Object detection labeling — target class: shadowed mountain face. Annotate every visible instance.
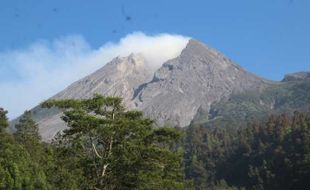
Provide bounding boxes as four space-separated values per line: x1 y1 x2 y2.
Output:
17 39 309 141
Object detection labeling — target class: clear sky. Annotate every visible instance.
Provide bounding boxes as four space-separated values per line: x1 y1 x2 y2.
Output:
0 0 310 118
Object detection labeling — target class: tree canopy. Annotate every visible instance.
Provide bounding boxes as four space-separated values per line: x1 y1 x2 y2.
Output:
42 95 186 189
184 112 310 190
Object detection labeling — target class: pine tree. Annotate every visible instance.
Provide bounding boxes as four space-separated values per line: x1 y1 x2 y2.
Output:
14 110 41 143
14 110 43 164
0 107 8 132
42 95 186 189
0 110 50 189
0 138 50 189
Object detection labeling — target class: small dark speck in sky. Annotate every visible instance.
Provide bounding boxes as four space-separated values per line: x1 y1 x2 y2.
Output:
121 5 132 22
13 8 20 18
52 8 58 13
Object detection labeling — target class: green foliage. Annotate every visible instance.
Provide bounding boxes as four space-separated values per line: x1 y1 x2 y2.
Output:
2 90 310 190
42 94 186 189
0 109 51 189
1 97 188 189
14 110 41 144
184 112 310 190
45 140 85 189
0 107 9 132
0 133 50 190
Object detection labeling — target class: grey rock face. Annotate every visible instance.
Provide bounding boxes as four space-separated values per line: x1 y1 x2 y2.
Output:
133 40 270 127
282 72 310 82
35 53 154 140
29 39 273 141
54 53 154 107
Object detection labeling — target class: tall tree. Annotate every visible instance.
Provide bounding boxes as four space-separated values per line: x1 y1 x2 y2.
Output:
0 117 50 190
0 108 8 132
14 110 41 143
42 95 186 190
14 110 43 167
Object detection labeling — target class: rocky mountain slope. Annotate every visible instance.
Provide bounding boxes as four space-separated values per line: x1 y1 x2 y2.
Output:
192 75 310 128
133 40 271 127
30 53 155 140
16 39 309 141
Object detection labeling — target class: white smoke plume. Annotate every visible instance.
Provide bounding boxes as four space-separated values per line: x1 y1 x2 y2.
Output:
0 32 189 119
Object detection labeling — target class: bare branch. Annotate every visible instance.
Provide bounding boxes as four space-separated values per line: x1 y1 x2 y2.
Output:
92 143 102 159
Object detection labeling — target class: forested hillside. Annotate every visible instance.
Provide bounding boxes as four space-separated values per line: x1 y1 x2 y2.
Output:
185 112 310 190
1 96 310 189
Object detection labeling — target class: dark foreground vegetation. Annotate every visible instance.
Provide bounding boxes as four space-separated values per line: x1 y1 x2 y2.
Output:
1 96 310 190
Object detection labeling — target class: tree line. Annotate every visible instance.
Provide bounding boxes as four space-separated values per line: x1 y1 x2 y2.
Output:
1 95 310 189
0 95 188 189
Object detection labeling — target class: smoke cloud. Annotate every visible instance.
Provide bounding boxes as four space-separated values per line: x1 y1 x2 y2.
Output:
0 32 189 119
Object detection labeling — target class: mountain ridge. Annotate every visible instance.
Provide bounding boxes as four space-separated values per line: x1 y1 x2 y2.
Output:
12 39 310 141
132 39 271 127
282 71 310 82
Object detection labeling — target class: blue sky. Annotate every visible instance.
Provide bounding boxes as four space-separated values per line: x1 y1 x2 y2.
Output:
0 0 310 118
1 0 310 79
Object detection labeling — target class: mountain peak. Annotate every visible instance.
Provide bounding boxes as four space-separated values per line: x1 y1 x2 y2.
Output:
187 39 207 48
116 53 146 72
110 53 145 67
134 39 267 127
181 39 215 56
26 39 272 140
53 53 153 101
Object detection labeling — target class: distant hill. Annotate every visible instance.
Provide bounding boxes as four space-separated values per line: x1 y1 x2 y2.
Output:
192 79 310 128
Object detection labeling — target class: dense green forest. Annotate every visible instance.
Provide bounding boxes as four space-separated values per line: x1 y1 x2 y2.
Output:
1 96 310 189
0 96 187 190
185 112 310 190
